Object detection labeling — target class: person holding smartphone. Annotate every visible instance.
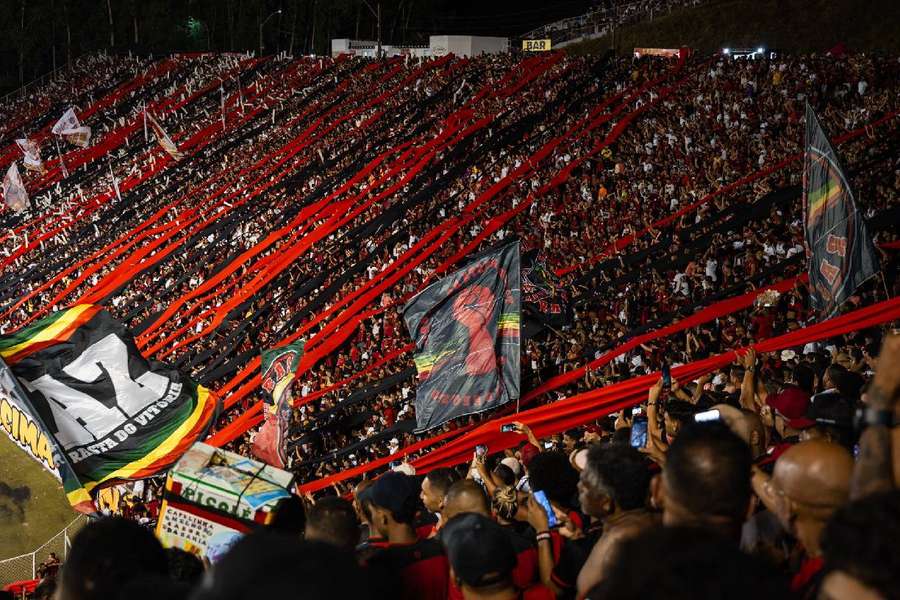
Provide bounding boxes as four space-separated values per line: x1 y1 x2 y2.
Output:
524 452 593 598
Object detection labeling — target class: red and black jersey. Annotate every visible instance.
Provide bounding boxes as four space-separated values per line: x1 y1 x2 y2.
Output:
362 538 449 600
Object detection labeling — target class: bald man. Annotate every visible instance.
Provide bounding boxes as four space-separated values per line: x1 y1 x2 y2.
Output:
442 480 491 521
752 439 854 596
441 480 540 594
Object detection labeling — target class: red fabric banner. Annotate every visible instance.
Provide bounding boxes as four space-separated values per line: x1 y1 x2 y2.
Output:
206 54 691 447
300 296 900 491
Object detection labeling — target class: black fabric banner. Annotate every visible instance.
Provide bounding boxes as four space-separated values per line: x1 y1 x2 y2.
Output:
402 242 521 432
522 248 570 329
803 103 880 318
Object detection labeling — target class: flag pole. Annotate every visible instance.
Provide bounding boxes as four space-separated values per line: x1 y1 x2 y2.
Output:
53 137 68 178
880 272 892 300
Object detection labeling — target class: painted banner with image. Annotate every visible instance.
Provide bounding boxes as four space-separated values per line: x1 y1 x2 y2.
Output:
0 305 219 513
251 341 305 468
803 104 879 318
403 242 520 432
521 248 569 329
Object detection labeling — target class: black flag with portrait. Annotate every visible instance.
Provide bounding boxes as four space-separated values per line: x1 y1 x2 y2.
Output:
403 243 520 432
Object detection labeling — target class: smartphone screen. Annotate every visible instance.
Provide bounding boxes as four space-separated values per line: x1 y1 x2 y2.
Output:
630 419 648 448
389 460 402 469
694 409 720 423
661 364 672 387
475 444 488 457
532 490 559 528
500 423 517 433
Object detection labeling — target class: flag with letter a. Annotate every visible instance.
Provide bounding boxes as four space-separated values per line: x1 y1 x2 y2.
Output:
403 242 520 432
803 104 879 318
0 306 219 513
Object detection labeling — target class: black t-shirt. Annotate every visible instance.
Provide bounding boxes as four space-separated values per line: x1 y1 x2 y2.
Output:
550 524 602 600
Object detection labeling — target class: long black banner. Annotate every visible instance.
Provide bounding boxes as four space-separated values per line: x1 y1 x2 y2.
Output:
803 104 879 318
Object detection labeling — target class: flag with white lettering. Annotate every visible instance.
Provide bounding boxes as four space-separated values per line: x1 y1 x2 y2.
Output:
803 104 880 318
2 162 28 212
0 306 220 513
252 341 305 468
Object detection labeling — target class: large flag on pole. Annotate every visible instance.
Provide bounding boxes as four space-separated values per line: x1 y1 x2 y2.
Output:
52 107 91 147
403 242 520 432
51 108 80 135
146 112 184 161
2 162 29 213
803 104 880 318
15 138 45 173
252 341 305 468
0 305 220 513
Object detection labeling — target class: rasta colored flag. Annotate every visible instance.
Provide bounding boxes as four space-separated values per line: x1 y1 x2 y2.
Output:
252 341 305 468
521 248 570 330
403 242 520 432
803 104 879 318
0 305 219 513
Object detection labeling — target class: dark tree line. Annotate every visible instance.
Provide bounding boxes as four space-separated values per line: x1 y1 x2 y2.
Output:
0 0 589 94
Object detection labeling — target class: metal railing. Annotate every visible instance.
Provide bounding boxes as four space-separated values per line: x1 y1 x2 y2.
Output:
0 515 87 586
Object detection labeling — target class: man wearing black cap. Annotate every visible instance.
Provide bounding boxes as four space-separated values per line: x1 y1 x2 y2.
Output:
358 471 449 600
442 513 554 600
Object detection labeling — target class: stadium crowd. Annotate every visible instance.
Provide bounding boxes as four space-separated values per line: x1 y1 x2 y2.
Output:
0 40 899 600
235 50 900 481
10 331 900 600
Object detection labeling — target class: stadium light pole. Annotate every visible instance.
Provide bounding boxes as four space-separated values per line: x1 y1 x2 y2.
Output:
361 0 382 59
259 9 282 57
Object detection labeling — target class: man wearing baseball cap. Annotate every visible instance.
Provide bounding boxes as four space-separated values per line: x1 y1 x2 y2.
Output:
442 513 553 600
358 471 449 600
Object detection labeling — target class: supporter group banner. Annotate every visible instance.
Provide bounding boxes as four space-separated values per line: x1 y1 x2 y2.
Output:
403 242 521 431
0 305 219 513
252 341 305 468
521 248 569 329
0 356 63 481
803 104 879 318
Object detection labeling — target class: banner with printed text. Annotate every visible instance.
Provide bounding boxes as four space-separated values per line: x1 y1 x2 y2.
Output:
403 242 520 431
0 305 219 513
803 104 879 318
